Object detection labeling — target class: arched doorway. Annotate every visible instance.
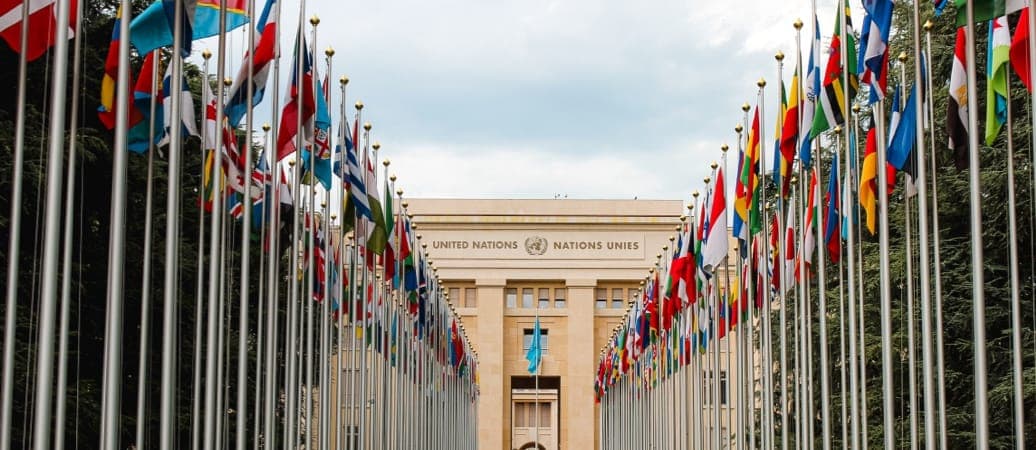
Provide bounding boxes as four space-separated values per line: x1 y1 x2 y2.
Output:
518 443 547 450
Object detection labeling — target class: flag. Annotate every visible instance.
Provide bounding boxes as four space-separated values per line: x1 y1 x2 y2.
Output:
801 15 821 167
224 0 278 128
0 0 77 61
128 50 161 152
526 317 542 374
342 120 373 220
947 27 969 168
1011 7 1032 92
130 0 249 56
771 81 791 197
364 155 388 258
701 168 728 274
276 30 315 161
810 0 858 139
782 197 796 295
954 0 1024 26
889 58 926 178
824 153 841 264
383 177 398 285
98 6 141 130
735 107 760 239
986 16 1010 145
157 57 199 147
858 0 893 103
799 167 819 278
302 75 333 189
779 69 800 194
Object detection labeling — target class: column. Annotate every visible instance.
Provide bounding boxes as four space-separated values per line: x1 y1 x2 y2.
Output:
476 279 506 450
566 279 597 450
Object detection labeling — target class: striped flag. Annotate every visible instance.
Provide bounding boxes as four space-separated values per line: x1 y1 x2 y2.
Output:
810 0 858 140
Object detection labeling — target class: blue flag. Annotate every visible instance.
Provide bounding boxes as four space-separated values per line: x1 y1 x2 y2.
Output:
526 317 542 374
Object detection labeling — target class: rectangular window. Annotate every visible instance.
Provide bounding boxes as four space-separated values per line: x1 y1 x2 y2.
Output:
522 328 549 350
506 288 517 308
537 402 550 428
449 288 460 304
514 402 529 427
611 288 625 308
465 288 477 308
703 371 729 405
595 288 607 309
538 288 550 309
553 288 566 308
522 288 534 308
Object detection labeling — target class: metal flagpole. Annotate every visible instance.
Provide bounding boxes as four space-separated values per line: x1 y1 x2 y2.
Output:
55 3 86 444
96 0 128 446
237 0 259 444
962 3 990 447
204 1 230 444
1003 63 1027 450
897 52 920 450
193 51 213 450
263 0 283 438
135 51 160 449
921 21 947 450
0 0 32 442
847 104 861 450
907 6 936 450
874 90 895 450
776 48 790 450
257 125 272 450
756 76 775 450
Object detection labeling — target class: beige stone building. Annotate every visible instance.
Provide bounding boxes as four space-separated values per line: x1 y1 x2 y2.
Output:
405 198 686 450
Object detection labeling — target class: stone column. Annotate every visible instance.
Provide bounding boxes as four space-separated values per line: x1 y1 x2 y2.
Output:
566 279 597 450
476 279 506 450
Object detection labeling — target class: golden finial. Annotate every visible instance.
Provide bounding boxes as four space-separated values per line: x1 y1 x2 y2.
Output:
833 125 842 133
852 104 861 113
741 103 751 112
668 235 675 242
757 78 766 88
401 201 409 208
364 122 372 132
923 20 933 31
309 15 320 26
389 174 397 182
692 190 700 198
790 175 798 185
331 214 337 220
416 233 422 240
288 160 296 166
675 225 682 231
320 201 327 208
202 49 212 60
355 101 364 110
372 141 380 150
775 51 785 61
262 123 271 132
408 213 414 220
325 47 335 57
794 18 803 30
223 77 233 86
721 144 729 153
704 176 711 184
710 161 719 170
735 124 743 133
421 243 427 249
679 215 687 222
340 76 349 85
649 267 655 274
396 187 403 195
898 51 908 63
382 158 390 167
687 204 694 211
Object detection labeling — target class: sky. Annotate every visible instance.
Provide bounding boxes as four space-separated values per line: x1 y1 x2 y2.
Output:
198 0 859 202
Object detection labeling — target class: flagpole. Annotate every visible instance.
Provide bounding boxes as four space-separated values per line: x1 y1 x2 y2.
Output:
203 0 231 444
257 124 273 450
55 2 86 444
134 50 159 450
265 0 284 443
193 51 212 450
1003 62 1027 450
874 94 896 450
922 21 948 450
775 48 790 450
237 0 260 444
847 103 861 450
96 0 129 446
0 0 32 442
962 3 990 447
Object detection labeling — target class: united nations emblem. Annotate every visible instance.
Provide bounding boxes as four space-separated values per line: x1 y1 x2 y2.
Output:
524 236 548 256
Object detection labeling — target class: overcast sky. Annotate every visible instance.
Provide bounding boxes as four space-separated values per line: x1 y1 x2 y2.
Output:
202 0 858 202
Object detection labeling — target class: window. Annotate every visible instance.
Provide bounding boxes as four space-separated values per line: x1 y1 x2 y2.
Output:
522 288 534 308
464 288 477 308
611 288 625 309
513 402 550 428
704 370 728 405
506 288 517 308
538 288 550 309
595 288 607 309
522 328 549 350
553 288 566 309
449 288 460 304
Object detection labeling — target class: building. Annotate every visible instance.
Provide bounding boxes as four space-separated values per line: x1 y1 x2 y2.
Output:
406 198 687 450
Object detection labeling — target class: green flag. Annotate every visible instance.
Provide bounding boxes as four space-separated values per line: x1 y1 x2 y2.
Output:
955 0 1024 26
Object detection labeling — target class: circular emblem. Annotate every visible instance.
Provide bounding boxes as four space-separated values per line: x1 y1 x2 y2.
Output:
524 236 548 256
